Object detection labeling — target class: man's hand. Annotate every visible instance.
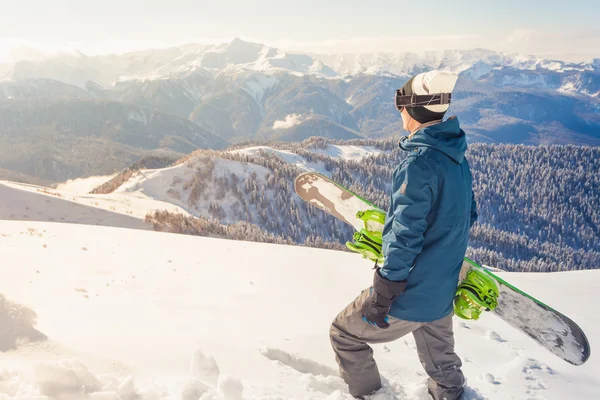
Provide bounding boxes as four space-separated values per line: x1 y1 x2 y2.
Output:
361 268 407 329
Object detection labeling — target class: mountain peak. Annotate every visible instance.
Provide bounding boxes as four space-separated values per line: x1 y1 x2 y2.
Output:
226 37 264 52
230 37 250 46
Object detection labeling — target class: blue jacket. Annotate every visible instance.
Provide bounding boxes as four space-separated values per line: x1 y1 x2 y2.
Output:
380 117 477 322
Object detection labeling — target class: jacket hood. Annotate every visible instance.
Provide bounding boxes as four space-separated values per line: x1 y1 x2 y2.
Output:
399 117 467 164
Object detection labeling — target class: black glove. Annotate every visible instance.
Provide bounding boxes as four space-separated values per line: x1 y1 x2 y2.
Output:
361 268 407 329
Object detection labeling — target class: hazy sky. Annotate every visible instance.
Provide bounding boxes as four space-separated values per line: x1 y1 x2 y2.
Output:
1 0 599 62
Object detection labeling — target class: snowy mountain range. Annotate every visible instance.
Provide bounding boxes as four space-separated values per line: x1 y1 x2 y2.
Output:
3 39 599 89
1 39 599 146
0 38 599 182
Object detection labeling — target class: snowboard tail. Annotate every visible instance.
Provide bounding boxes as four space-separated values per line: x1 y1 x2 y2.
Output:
294 171 591 366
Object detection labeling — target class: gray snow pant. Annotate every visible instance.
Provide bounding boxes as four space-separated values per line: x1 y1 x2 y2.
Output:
330 289 465 399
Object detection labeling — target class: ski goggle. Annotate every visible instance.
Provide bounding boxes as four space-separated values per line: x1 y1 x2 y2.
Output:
395 88 452 112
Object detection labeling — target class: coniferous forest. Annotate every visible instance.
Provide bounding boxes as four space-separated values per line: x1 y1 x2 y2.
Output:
137 137 599 273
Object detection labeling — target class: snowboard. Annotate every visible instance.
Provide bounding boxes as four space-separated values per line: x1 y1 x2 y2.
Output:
294 171 591 366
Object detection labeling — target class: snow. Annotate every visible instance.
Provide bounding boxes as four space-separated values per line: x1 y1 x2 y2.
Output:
242 74 278 103
558 77 600 98
0 218 598 399
308 145 383 161
462 61 493 80
55 175 116 195
0 180 187 228
127 110 148 124
113 157 275 224
229 146 329 175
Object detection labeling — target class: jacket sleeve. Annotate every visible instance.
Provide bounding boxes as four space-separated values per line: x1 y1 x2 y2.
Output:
470 190 478 228
380 156 437 282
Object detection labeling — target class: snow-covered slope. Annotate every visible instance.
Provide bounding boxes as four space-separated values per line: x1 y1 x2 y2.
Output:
0 142 388 245
87 145 385 227
307 144 384 161
229 146 329 174
55 174 118 195
0 220 598 399
114 156 278 224
0 180 188 228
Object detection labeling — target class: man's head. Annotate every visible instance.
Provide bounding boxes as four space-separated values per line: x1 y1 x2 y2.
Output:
396 70 459 133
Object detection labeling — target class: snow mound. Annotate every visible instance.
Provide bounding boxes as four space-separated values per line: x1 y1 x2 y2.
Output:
0 295 46 351
0 351 244 399
33 359 102 397
55 175 116 195
190 350 220 386
217 375 243 400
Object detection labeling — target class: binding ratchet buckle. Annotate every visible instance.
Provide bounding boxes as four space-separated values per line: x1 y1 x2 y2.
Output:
345 209 386 264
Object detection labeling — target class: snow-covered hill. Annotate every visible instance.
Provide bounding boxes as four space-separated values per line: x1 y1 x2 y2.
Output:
0 142 386 243
0 219 597 399
114 156 277 225
80 144 385 241
0 179 188 229
3 139 599 276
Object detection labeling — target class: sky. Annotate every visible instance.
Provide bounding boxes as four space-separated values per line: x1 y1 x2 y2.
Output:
1 0 599 62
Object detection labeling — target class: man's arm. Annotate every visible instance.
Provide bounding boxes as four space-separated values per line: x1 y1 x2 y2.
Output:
470 190 478 228
380 156 437 282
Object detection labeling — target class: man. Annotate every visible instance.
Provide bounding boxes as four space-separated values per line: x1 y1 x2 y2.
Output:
330 70 477 400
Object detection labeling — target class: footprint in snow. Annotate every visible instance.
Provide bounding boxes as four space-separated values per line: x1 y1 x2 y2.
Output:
522 358 554 392
409 380 485 400
459 321 471 329
482 373 501 385
486 330 506 343
260 347 338 377
260 347 353 397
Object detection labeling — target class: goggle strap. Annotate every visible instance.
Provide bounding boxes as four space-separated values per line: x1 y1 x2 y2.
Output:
395 92 452 110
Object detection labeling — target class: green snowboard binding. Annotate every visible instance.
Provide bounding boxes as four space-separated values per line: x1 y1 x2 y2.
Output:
345 210 386 264
454 269 500 320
